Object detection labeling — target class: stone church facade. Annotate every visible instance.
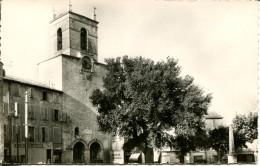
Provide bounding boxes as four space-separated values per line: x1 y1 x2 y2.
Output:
0 10 122 164
0 4 256 165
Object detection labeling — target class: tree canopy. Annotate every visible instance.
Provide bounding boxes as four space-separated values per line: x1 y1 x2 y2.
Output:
90 56 212 162
172 126 210 163
233 112 258 143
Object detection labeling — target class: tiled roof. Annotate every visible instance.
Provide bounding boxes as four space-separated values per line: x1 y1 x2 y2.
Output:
3 75 62 92
205 114 223 119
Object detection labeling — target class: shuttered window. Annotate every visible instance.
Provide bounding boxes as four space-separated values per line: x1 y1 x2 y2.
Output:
41 107 48 120
28 105 35 119
28 126 35 142
53 127 61 143
62 112 67 122
34 126 38 142
41 127 49 142
11 84 21 97
53 92 59 103
53 109 59 121
3 102 8 115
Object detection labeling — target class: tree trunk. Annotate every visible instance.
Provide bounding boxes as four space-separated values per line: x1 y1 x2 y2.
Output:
204 149 207 163
217 152 221 163
144 148 154 163
180 154 185 164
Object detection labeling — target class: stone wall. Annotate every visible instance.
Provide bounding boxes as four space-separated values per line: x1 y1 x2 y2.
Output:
61 55 111 163
0 61 4 162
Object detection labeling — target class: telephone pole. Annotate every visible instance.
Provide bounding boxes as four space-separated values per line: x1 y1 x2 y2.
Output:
24 90 29 163
16 115 20 163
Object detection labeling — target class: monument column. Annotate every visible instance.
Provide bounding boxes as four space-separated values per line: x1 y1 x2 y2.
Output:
228 124 237 163
110 134 124 164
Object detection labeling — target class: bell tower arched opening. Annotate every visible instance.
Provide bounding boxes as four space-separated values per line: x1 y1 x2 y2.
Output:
57 28 62 50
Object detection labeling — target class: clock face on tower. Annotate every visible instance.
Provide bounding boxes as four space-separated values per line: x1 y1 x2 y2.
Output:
82 56 92 70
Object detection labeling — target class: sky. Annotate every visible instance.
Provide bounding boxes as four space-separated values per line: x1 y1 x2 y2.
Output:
1 0 258 124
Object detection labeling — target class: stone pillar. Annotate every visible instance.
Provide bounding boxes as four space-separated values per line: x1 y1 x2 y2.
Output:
228 125 237 163
84 149 90 163
0 61 4 163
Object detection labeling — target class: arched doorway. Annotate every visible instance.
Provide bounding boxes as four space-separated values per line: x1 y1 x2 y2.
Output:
90 142 102 163
73 142 85 163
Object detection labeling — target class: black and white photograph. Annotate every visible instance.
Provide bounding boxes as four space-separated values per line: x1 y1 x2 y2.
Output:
0 0 258 164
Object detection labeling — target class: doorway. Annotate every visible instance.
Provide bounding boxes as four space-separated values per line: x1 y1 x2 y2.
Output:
73 142 85 163
46 149 51 164
90 142 102 163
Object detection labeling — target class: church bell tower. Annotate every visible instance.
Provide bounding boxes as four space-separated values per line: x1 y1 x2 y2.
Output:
49 10 98 61
38 8 99 90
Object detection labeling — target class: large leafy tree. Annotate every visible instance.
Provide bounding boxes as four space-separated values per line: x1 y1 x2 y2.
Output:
90 56 212 163
233 112 258 143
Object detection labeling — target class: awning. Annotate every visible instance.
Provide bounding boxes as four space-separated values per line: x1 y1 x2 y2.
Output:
129 153 141 162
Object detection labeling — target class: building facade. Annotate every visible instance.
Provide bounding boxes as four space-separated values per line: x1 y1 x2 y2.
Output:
0 9 118 164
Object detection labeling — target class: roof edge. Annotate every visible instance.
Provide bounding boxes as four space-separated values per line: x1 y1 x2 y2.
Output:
3 76 62 92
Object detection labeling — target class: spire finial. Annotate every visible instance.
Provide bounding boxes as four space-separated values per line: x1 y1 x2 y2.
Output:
68 0 72 12
52 5 56 19
93 6 96 20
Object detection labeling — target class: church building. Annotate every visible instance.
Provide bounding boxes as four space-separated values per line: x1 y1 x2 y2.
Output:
0 6 123 164
0 2 257 165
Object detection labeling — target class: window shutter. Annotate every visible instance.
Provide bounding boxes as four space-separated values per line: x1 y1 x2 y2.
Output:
4 125 7 139
34 106 38 119
62 112 67 122
29 88 33 99
40 107 43 120
32 106 35 119
18 85 21 96
28 105 31 119
34 127 38 142
17 103 20 115
33 127 38 142
41 107 44 120
58 110 62 121
52 109 55 121
49 127 52 142
53 127 61 143
46 108 48 120
39 127 42 142
4 102 8 115
10 101 14 110
45 127 48 142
